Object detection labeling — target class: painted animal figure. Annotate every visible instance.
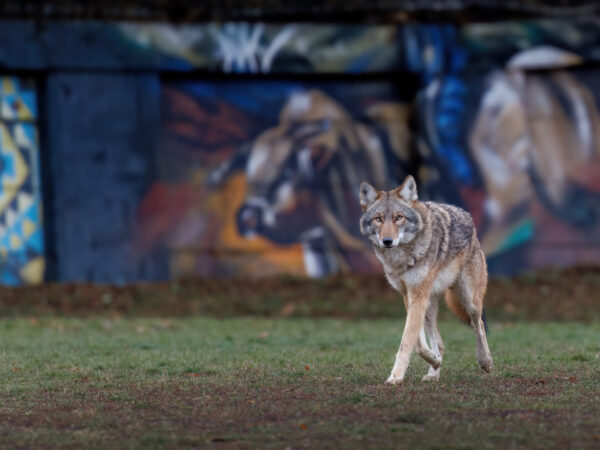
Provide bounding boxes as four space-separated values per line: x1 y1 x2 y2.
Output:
359 175 492 384
209 89 411 277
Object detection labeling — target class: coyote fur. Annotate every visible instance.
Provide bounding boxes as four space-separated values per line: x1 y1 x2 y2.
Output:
359 175 493 384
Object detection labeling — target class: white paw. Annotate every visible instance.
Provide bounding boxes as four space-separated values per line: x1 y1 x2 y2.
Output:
421 373 440 382
479 356 493 373
385 374 404 385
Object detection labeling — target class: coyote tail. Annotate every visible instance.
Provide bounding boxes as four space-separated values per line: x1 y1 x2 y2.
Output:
444 291 489 335
444 290 471 325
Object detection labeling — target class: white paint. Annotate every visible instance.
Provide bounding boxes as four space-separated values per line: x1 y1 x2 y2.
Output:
288 93 312 117
507 46 582 70
484 198 502 220
480 145 512 189
481 75 520 110
246 145 269 180
302 246 323 278
301 227 329 278
212 23 297 73
297 147 314 178
273 181 295 213
560 74 595 160
244 196 276 227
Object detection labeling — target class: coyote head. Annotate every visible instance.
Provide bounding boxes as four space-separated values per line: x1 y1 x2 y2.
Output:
359 175 422 249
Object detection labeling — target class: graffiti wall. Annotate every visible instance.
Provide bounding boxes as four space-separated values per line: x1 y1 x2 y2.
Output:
115 23 402 74
135 80 417 278
125 20 600 279
0 19 598 282
0 76 44 285
418 65 600 274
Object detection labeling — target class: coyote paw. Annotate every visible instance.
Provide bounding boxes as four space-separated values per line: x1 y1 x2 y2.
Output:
421 373 440 382
385 374 403 385
479 357 493 373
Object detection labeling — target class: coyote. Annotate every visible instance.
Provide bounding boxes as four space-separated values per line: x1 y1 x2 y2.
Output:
359 175 492 384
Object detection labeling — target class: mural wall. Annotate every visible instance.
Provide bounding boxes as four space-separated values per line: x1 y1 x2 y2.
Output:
124 20 600 279
418 66 600 274
115 22 403 74
136 80 417 278
1 19 599 282
0 76 44 285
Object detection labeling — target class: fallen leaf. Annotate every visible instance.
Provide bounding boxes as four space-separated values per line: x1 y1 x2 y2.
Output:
12 367 19 371
305 365 310 371
535 379 546 385
300 424 307 430
258 331 269 339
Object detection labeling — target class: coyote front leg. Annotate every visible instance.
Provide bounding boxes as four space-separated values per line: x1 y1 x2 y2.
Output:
386 287 430 385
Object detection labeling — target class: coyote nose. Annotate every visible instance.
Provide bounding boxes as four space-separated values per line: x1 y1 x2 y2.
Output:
382 238 393 248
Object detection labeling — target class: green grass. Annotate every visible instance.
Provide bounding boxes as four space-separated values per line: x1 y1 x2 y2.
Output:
0 317 599 448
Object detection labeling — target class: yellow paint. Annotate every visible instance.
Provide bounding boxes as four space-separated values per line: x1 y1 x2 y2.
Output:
22 218 36 238
212 173 305 275
17 101 33 121
0 123 29 213
19 257 45 284
10 233 21 250
0 122 17 151
169 172 306 277
2 78 14 95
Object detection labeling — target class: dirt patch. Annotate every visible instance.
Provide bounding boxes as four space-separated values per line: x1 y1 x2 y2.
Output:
1 375 598 449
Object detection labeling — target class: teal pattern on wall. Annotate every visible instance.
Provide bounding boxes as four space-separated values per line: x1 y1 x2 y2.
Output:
0 76 44 285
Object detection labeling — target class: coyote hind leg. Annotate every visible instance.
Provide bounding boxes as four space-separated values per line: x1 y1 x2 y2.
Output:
421 295 444 381
417 327 441 370
453 251 492 373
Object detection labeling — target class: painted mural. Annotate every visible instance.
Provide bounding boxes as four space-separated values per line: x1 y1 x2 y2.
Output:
112 19 600 75
135 80 416 278
0 19 593 282
132 25 600 278
116 22 401 73
0 76 44 285
418 57 600 274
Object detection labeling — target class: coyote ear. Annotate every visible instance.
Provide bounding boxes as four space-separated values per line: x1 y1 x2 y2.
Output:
397 175 418 202
359 181 379 211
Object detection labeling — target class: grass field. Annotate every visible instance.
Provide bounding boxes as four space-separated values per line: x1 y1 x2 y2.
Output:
0 317 598 448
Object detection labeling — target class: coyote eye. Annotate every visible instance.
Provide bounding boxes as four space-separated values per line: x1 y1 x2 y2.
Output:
394 215 403 222
374 217 383 223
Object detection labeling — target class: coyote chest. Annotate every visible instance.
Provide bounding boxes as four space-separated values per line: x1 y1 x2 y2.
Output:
375 248 460 294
